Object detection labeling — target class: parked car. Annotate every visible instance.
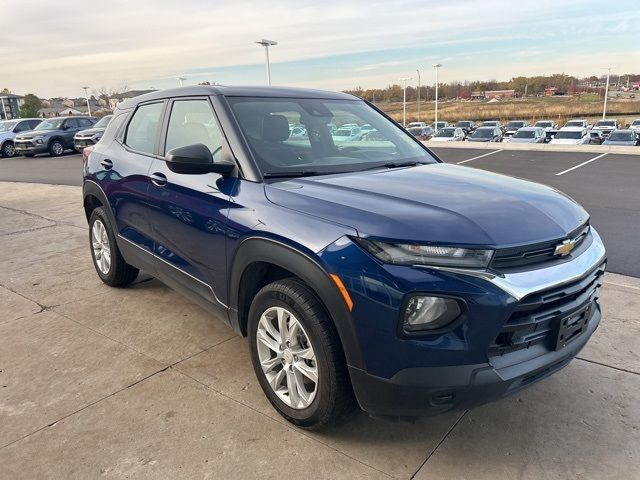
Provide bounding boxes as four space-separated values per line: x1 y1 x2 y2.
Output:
503 120 529 139
481 120 503 131
467 126 503 142
564 119 590 129
454 120 476 135
549 127 590 145
332 126 362 142
534 120 558 132
602 129 640 146
429 126 465 142
407 122 428 129
508 127 545 143
74 115 112 152
429 121 449 131
0 118 42 157
14 116 96 157
407 126 434 141
589 131 604 145
629 119 640 132
592 119 619 137
83 85 605 429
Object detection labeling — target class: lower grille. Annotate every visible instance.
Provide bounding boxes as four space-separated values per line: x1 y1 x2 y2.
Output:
489 262 605 357
15 141 34 149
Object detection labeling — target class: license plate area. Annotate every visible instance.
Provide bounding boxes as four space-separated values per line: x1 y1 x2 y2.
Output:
555 304 591 350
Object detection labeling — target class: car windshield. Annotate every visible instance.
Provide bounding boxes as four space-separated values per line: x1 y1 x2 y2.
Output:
596 121 615 127
535 122 552 128
35 118 64 130
565 121 583 127
482 122 497 126
435 128 455 137
513 130 535 138
555 131 582 139
227 97 437 177
506 122 525 129
607 131 634 141
455 122 471 127
471 128 493 138
93 115 112 128
632 120 640 126
0 121 17 132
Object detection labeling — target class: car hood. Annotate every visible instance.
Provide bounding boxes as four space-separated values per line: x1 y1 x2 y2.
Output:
15 130 54 139
76 127 105 136
466 137 492 142
265 163 588 247
549 138 582 144
509 138 536 143
603 140 635 146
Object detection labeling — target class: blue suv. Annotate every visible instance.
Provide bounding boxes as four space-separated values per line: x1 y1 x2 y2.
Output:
83 86 606 429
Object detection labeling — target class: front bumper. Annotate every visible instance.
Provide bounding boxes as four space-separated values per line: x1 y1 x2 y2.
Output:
74 138 97 151
14 141 47 155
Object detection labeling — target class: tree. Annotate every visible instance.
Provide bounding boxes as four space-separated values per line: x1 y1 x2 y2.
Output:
19 94 41 118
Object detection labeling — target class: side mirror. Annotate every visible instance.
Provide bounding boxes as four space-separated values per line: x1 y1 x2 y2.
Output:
165 143 235 175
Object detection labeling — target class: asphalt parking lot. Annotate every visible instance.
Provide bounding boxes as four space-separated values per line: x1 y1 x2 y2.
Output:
2 147 640 277
0 173 639 478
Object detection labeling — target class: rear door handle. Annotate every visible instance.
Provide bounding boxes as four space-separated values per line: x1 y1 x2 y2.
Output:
100 159 113 170
150 172 168 186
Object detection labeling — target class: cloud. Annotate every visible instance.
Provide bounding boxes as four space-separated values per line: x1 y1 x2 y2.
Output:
1 0 638 97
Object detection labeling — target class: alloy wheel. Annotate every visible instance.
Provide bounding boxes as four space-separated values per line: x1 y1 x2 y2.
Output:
91 219 111 275
52 142 63 155
256 306 318 409
4 143 15 157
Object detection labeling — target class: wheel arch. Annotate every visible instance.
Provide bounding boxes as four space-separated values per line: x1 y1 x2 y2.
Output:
229 237 364 369
83 180 113 224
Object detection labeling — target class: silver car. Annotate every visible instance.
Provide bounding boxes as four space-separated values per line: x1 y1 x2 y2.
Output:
508 126 546 143
602 129 639 146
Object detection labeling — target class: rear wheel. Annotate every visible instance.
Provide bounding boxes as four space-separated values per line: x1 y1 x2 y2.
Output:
1 141 15 157
49 140 64 156
89 207 139 287
248 278 355 429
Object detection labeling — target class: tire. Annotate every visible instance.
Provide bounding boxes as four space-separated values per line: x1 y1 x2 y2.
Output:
1 141 15 158
49 139 64 156
89 207 139 287
248 278 355 429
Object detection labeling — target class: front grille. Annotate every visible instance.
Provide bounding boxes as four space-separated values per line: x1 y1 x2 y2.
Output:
15 141 34 149
488 262 605 358
491 223 590 270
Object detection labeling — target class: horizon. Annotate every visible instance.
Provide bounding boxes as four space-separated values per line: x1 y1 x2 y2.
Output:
3 0 639 98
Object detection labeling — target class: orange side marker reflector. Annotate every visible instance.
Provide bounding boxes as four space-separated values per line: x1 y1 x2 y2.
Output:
330 274 353 311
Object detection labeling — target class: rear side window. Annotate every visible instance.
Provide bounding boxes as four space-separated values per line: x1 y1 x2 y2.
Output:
65 118 79 129
15 121 31 132
165 99 224 158
125 103 163 155
78 118 93 128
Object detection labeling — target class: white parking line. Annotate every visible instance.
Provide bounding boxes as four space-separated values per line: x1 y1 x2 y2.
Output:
555 153 608 176
457 149 504 164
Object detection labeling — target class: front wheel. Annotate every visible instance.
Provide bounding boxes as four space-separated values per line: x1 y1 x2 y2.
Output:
89 207 139 287
49 140 64 156
248 278 355 429
1 141 15 157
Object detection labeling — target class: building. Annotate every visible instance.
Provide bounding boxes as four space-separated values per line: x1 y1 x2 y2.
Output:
544 87 558 96
0 93 25 120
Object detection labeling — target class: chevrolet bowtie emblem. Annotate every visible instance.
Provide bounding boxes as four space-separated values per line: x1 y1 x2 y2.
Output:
554 239 575 257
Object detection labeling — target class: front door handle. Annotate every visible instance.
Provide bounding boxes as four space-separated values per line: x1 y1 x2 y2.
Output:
150 172 168 186
100 159 113 170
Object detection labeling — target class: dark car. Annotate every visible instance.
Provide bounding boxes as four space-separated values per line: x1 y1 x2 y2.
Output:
503 120 529 138
454 120 476 134
481 120 503 132
83 86 605 429
14 116 96 157
0 118 42 157
467 126 503 142
74 115 112 152
589 131 604 145
407 126 434 141
602 129 639 146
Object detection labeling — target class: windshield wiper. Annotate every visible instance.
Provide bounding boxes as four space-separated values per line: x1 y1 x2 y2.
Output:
263 171 321 179
360 161 428 172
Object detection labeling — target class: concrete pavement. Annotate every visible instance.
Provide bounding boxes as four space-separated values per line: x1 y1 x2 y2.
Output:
1 182 638 479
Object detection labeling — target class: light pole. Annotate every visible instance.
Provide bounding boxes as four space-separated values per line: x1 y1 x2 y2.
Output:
399 77 411 126
433 63 442 129
256 39 278 85
82 86 91 116
416 69 421 123
602 67 611 119
0 97 8 120
176 76 187 87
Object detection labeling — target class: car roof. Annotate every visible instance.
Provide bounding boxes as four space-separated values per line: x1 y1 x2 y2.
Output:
517 127 539 131
559 126 585 131
42 116 95 120
118 85 357 109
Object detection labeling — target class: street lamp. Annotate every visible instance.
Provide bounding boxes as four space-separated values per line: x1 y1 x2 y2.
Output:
602 67 611 119
176 76 187 87
432 63 442 129
399 77 411 127
82 86 91 116
416 69 421 123
256 39 278 86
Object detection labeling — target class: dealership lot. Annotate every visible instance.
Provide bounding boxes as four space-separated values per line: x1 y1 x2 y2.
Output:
0 177 639 478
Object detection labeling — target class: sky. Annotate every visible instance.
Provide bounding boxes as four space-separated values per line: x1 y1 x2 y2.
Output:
2 0 639 98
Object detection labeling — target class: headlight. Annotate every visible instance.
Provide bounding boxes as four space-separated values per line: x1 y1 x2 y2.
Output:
403 295 462 331
91 134 102 142
353 237 493 268
33 136 44 144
